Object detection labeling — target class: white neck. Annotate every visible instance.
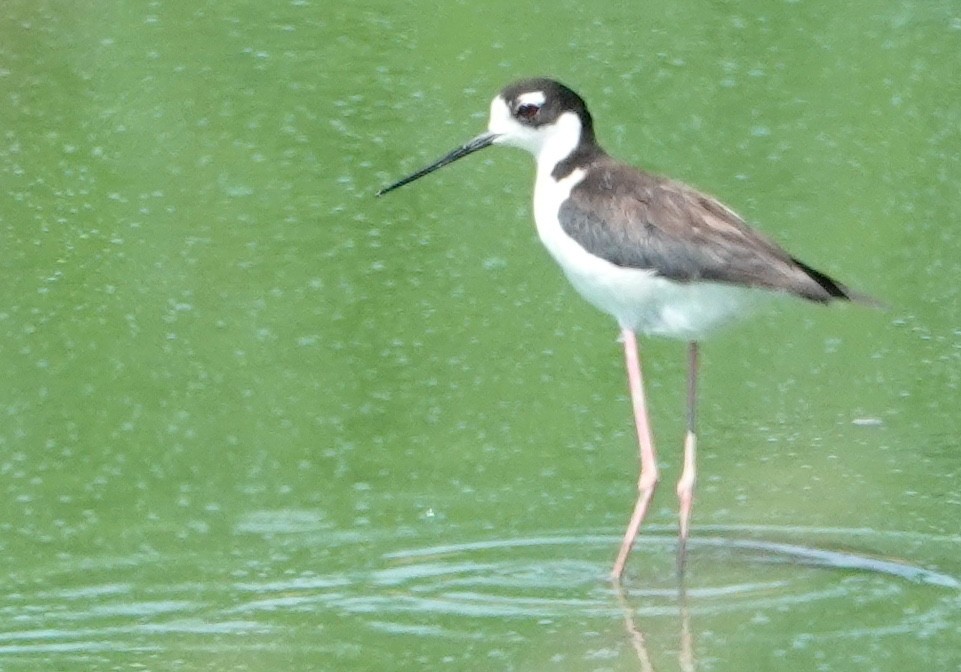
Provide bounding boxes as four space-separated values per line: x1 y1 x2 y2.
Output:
534 111 583 181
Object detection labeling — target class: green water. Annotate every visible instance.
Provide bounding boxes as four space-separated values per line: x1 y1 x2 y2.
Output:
1 0 960 669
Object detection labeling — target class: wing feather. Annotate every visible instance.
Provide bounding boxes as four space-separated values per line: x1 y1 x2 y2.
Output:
558 160 861 303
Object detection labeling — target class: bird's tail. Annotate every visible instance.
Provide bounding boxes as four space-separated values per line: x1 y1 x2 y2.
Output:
792 257 883 308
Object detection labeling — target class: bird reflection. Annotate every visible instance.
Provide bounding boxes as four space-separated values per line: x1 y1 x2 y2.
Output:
614 581 696 671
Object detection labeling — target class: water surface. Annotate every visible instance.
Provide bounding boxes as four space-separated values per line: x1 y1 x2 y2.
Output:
1 0 960 669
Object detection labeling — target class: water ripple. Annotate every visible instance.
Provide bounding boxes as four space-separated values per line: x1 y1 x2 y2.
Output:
0 525 957 662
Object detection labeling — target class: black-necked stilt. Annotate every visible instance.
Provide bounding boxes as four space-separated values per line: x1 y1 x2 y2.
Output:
378 78 874 580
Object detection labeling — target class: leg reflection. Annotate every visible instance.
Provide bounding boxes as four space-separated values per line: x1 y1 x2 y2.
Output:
614 582 696 671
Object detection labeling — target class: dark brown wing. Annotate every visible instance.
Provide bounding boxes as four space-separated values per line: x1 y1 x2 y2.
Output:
559 160 865 303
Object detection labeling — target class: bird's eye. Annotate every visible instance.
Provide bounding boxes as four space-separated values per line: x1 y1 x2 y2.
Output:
515 103 540 121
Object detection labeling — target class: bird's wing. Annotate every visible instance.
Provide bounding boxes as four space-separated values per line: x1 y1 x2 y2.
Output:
558 162 855 303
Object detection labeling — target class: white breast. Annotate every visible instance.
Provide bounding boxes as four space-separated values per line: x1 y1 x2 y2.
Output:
532 168 755 340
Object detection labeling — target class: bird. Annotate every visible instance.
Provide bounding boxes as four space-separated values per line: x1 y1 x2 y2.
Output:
377 77 873 580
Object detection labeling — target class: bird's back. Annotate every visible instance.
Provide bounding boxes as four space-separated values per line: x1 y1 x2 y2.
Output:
559 156 863 304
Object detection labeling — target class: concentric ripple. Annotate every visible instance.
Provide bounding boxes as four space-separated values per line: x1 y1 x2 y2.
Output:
343 527 959 623
1 522 958 664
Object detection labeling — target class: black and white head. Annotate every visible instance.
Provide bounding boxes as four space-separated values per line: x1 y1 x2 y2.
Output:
377 78 596 196
487 78 595 160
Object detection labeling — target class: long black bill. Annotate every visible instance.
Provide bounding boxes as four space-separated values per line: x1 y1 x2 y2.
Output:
376 132 498 197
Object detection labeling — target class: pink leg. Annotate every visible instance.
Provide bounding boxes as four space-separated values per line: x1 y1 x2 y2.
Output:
676 341 699 570
611 328 660 580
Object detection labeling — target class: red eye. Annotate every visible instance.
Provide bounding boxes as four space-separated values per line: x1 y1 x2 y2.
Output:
516 103 540 121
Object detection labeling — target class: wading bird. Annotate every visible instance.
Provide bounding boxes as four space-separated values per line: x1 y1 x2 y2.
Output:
378 78 872 580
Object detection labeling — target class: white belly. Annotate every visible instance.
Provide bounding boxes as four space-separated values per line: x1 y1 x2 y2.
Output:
532 169 754 340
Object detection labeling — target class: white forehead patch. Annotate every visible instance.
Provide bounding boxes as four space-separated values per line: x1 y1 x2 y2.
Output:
487 95 514 134
517 90 546 107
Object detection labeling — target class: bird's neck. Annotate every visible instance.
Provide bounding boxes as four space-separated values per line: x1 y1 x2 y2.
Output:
548 139 606 182
531 112 606 184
